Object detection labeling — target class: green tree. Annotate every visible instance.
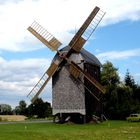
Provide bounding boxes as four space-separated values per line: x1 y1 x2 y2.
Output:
113 85 133 119
33 98 46 118
101 61 120 119
101 61 120 92
27 104 34 118
27 98 52 118
101 61 140 120
0 104 12 115
15 100 27 115
124 69 136 89
44 102 52 117
14 106 20 115
124 70 140 113
133 85 140 102
19 100 27 115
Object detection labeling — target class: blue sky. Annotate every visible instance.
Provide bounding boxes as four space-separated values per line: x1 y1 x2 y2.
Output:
0 0 140 107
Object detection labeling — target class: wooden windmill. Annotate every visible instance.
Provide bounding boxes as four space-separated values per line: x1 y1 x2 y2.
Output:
27 6 106 123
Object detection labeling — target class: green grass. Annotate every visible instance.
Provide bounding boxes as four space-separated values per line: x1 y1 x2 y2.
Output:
0 121 140 140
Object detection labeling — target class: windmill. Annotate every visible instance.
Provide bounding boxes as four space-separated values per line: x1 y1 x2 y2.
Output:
27 6 106 123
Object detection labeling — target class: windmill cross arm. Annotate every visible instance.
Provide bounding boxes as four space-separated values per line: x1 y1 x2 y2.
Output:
70 61 106 94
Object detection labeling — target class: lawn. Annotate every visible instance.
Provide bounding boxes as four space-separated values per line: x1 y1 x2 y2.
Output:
0 121 140 140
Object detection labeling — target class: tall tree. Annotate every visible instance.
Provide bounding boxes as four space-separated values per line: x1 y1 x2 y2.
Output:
101 61 120 119
124 69 136 89
19 100 27 115
101 61 120 91
14 100 27 115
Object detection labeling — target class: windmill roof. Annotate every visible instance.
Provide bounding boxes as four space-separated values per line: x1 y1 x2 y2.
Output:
80 48 101 66
59 46 101 66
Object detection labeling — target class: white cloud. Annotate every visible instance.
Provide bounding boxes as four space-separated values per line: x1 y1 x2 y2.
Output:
0 57 52 106
0 0 140 52
97 48 140 62
96 0 140 25
0 0 24 5
134 73 140 84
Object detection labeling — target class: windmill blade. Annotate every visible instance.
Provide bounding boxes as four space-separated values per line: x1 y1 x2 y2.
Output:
68 6 105 53
28 21 62 51
69 61 106 94
27 62 59 103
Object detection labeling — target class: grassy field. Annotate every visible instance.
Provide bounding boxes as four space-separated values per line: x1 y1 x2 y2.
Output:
0 121 140 140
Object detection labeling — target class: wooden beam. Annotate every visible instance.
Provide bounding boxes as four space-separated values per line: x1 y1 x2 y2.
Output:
68 6 100 52
70 61 106 94
47 62 58 76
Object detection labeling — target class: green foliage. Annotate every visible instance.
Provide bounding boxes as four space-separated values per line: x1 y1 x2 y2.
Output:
101 61 140 120
27 98 52 118
14 106 20 115
19 100 27 115
103 85 133 119
133 85 140 102
125 69 136 89
101 61 120 87
13 99 52 118
0 104 12 115
14 100 27 115
19 100 26 110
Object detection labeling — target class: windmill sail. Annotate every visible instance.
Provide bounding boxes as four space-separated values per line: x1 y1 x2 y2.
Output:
28 21 62 51
27 62 59 103
69 6 105 53
69 61 106 94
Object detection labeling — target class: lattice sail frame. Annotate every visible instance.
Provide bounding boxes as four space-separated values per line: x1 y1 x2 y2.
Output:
28 21 62 51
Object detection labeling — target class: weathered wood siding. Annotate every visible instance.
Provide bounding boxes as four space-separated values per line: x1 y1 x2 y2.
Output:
52 53 85 115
